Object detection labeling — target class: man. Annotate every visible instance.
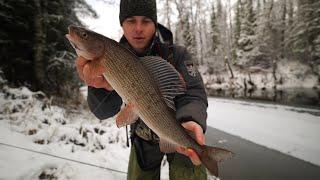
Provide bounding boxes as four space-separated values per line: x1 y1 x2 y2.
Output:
76 0 212 179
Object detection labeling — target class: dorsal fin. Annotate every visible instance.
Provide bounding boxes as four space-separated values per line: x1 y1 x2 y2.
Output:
140 56 186 111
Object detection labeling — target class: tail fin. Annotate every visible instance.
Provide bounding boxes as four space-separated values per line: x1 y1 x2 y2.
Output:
199 145 234 176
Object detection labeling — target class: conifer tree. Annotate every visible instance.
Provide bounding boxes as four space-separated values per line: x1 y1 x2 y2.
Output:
182 12 197 62
280 0 287 58
0 0 96 98
232 0 242 62
237 0 257 65
289 0 320 72
210 1 219 55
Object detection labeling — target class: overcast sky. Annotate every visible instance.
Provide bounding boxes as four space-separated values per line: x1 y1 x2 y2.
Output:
81 0 122 40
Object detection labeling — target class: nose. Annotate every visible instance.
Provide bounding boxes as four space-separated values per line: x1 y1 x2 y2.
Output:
134 21 143 34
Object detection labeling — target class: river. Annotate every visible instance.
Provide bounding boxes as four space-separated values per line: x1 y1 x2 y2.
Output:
206 88 320 109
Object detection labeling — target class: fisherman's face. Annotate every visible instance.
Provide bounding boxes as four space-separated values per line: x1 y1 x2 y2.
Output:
122 16 156 54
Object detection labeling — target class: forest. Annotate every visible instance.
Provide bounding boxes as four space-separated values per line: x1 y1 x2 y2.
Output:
1 0 319 105
0 0 96 103
157 0 319 105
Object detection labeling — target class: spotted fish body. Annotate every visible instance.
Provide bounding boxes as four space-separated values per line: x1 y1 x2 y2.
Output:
66 25 233 176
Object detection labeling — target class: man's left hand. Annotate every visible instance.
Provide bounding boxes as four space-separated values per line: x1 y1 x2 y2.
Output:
176 121 205 166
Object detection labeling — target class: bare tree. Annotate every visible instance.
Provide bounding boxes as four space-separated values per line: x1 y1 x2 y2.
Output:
165 0 172 30
280 0 287 58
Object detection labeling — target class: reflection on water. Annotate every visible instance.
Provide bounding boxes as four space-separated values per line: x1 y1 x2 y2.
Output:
207 88 320 109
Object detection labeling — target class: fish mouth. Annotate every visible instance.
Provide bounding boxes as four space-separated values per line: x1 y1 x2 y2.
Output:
65 34 83 51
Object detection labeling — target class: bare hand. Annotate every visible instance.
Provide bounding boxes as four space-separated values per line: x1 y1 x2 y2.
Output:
176 121 205 165
76 56 113 91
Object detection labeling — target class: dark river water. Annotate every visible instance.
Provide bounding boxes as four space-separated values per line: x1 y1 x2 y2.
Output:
206 88 320 109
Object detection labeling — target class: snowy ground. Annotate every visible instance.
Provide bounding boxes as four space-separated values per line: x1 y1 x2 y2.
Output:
0 86 319 179
0 86 130 180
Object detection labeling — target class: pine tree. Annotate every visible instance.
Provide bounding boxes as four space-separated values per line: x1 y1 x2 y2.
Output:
33 0 46 90
0 0 35 86
244 0 255 36
232 0 242 62
172 0 186 45
210 1 219 55
290 0 320 69
287 0 294 28
237 0 257 65
257 0 261 12
310 0 320 73
285 0 294 54
216 0 222 19
182 12 197 61
280 0 287 58
165 0 172 30
43 0 96 96
194 0 207 65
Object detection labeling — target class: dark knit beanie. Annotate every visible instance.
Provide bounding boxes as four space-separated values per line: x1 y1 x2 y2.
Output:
119 0 157 26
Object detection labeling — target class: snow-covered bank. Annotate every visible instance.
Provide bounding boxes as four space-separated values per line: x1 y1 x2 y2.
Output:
207 97 320 166
200 58 320 107
0 86 130 179
1 85 320 179
202 58 320 90
0 85 178 180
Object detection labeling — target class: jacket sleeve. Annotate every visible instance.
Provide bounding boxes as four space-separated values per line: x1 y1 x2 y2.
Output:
87 86 123 120
173 46 208 132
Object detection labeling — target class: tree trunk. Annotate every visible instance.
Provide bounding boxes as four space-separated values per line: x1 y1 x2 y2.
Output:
288 0 294 27
227 0 234 66
165 0 171 30
280 0 287 58
225 56 234 78
174 0 185 44
263 0 274 37
195 0 204 65
272 59 277 81
33 0 46 90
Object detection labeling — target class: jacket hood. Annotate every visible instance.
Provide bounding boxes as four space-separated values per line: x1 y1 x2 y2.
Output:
156 23 173 45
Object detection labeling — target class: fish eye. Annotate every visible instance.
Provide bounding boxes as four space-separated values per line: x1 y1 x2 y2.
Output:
82 32 88 38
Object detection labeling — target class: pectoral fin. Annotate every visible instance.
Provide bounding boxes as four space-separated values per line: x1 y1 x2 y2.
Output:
116 103 139 128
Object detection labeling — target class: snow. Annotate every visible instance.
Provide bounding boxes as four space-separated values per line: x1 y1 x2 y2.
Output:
0 85 130 179
1 85 319 179
201 57 320 96
277 59 319 89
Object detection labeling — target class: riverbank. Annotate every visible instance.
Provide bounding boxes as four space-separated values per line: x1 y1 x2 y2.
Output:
200 58 320 108
206 88 320 108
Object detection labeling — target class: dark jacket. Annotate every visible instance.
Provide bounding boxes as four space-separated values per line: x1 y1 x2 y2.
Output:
87 24 208 132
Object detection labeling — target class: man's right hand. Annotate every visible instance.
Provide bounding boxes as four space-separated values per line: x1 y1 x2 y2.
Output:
76 56 113 91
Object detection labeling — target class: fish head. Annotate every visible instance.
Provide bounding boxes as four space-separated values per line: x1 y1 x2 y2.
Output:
66 25 105 60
